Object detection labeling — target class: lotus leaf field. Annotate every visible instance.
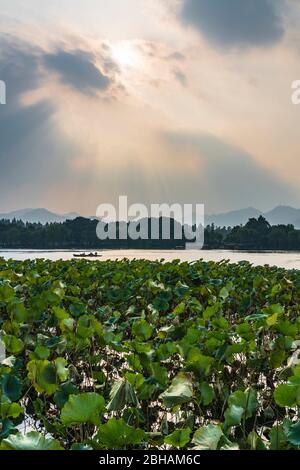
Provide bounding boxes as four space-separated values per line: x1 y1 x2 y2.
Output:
0 256 300 450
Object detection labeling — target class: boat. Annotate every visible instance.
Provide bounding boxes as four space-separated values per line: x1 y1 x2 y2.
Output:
73 252 102 258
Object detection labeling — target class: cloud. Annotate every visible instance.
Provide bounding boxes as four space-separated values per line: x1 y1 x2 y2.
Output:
1 26 299 215
0 38 41 103
0 38 77 208
43 49 111 94
179 0 284 48
0 35 172 213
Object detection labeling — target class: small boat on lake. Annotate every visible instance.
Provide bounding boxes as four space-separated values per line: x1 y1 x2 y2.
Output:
73 252 102 258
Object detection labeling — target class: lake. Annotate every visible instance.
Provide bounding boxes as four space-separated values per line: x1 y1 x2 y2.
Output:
1 249 300 269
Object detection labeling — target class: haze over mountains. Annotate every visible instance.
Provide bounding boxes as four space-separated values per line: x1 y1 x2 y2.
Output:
206 206 300 229
0 208 79 224
1 205 300 229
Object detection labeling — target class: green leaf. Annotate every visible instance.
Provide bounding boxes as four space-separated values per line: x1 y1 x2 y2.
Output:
1 431 63 450
269 425 288 450
1 401 23 419
151 363 168 388
152 297 169 312
286 420 300 446
52 306 70 320
274 384 299 407
107 379 139 411
236 323 254 340
77 315 94 338
192 424 223 450
224 405 244 427
224 389 258 427
132 320 153 341
0 285 15 303
174 282 190 297
266 312 278 327
55 357 69 382
228 389 258 418
199 382 215 406
96 418 145 449
27 360 58 395
219 287 229 300
164 427 191 449
0 418 15 439
61 318 75 331
124 372 144 389
11 302 28 322
54 382 79 409
269 304 284 315
61 393 105 426
247 431 267 450
2 335 24 354
172 303 185 316
1 374 22 402
160 372 193 408
186 348 214 375
34 345 50 360
203 305 218 320
277 321 298 337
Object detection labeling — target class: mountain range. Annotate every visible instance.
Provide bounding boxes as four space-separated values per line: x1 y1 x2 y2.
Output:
0 208 79 224
1 205 300 228
206 205 300 229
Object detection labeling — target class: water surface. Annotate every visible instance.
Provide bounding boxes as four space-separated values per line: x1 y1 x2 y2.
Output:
1 249 300 269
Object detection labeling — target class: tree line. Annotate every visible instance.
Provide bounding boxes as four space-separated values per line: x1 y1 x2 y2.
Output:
205 216 300 250
0 217 185 249
1 215 300 250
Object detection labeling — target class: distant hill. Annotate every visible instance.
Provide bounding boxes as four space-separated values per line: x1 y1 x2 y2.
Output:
206 207 262 227
206 205 300 228
263 206 300 227
2 205 300 228
0 208 79 224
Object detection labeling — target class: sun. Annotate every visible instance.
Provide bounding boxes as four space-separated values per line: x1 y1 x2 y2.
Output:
111 41 141 68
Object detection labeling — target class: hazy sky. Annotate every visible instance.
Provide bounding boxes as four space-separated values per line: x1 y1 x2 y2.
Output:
1 0 300 215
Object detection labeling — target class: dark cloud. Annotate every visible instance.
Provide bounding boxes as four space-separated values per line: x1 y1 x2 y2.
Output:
0 100 72 188
0 39 51 156
0 38 41 104
180 0 284 48
43 50 111 94
0 38 77 208
164 132 298 210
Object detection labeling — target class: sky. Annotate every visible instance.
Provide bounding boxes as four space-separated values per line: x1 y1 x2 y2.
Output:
0 0 300 216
